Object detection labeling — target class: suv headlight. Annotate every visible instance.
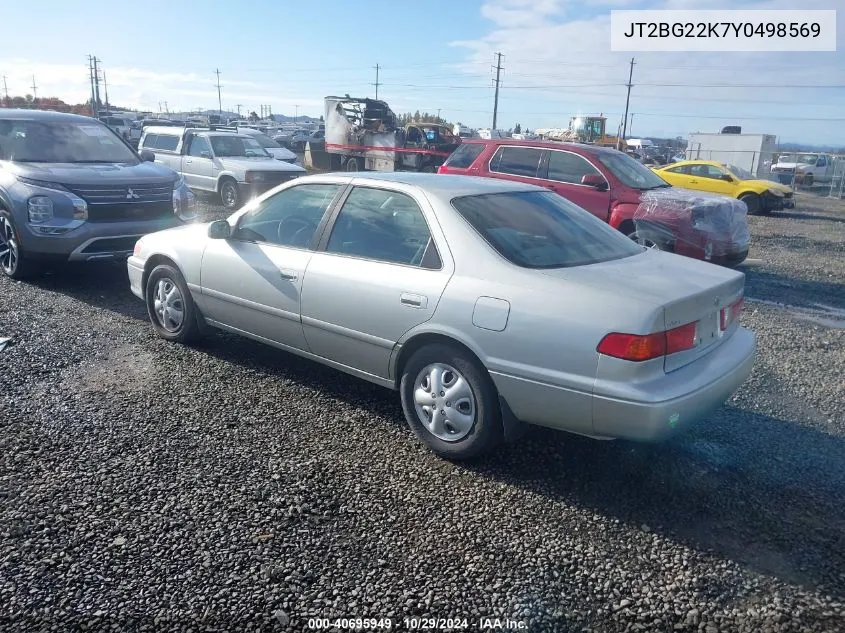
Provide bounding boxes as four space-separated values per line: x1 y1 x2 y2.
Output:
172 177 197 222
28 196 54 223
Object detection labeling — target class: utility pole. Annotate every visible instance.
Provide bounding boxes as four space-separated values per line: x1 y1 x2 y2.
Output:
629 113 634 137
294 104 299 123
2 74 8 105
492 52 503 131
214 68 223 115
103 71 109 111
30 75 38 106
236 104 243 116
373 64 380 100
92 57 101 112
88 56 97 117
437 108 441 122
620 57 635 145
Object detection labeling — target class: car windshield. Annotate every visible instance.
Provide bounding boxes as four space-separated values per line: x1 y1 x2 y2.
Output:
251 133 281 148
779 153 818 164
210 135 270 158
0 119 139 163
451 191 642 269
726 164 754 180
597 151 670 190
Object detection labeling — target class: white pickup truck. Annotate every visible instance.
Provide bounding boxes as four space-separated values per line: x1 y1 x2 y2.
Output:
771 152 836 186
138 126 306 209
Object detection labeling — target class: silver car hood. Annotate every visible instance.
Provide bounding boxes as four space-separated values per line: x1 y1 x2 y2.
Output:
218 157 305 172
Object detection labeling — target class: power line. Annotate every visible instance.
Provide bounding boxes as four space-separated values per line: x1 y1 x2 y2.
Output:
492 52 503 130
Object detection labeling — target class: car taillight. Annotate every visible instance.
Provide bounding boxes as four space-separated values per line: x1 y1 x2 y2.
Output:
597 322 698 362
720 297 744 330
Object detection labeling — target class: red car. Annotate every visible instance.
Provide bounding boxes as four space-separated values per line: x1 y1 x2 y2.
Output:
438 140 749 266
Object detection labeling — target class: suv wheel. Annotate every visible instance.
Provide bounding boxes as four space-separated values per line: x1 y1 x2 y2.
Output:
0 212 37 280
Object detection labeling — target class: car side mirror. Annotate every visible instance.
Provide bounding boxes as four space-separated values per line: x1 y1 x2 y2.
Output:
208 220 231 240
200 150 212 159
139 149 155 162
721 174 734 182
581 173 608 190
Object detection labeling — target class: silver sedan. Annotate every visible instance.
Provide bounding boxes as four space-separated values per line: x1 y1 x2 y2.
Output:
128 173 756 459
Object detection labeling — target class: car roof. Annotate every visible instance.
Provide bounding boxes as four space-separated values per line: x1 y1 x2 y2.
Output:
461 137 623 156
0 109 101 123
305 172 545 197
669 159 724 168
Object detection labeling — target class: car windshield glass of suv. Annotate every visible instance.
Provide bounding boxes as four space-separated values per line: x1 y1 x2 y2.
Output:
597 151 669 190
0 119 139 163
727 164 753 180
210 135 270 158
251 133 281 149
779 153 818 164
451 191 642 269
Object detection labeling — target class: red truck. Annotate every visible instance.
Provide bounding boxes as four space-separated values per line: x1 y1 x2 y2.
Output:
438 139 749 266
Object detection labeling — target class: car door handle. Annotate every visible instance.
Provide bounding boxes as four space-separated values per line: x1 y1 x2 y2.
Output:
279 269 298 281
689 179 698 183
185 159 193 164
400 293 427 308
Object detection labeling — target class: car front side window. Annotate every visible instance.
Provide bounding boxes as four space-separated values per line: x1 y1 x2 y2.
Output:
188 136 211 157
325 187 440 269
235 183 341 249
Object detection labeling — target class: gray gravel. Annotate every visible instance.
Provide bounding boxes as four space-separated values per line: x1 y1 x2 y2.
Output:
1 191 844 633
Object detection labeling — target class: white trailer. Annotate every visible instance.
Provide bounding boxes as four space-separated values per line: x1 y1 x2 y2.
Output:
686 132 778 179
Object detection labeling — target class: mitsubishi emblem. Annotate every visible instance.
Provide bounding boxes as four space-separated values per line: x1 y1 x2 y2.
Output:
126 188 140 200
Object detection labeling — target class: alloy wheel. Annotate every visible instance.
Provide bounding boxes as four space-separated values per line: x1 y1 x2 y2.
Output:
412 363 477 442
152 278 185 332
0 217 19 276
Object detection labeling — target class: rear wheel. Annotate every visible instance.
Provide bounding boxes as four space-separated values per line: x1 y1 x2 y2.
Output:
400 343 503 460
0 212 39 280
345 157 361 172
219 178 241 210
739 192 762 216
145 264 201 344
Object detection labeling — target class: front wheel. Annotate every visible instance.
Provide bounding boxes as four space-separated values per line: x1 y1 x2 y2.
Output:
739 192 762 216
145 264 201 344
345 157 361 172
802 173 814 187
0 212 39 280
219 179 241 210
400 343 503 460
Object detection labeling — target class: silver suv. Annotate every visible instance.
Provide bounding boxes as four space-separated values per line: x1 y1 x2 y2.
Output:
138 127 306 209
0 110 196 279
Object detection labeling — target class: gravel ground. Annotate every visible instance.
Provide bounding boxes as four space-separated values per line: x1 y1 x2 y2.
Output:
1 191 843 633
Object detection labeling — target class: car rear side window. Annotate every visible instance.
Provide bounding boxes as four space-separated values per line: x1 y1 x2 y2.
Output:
155 134 179 152
141 133 158 149
443 143 484 169
547 150 603 185
451 191 641 269
489 146 543 178
326 187 441 268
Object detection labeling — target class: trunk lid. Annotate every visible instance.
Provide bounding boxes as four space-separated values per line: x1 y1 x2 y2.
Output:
541 249 745 372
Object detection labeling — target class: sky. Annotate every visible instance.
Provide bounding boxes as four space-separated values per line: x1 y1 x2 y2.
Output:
0 0 843 145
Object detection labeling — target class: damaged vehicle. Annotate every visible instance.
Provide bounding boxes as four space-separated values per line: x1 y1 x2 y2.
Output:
439 139 750 266
0 109 196 280
324 96 461 173
129 173 755 460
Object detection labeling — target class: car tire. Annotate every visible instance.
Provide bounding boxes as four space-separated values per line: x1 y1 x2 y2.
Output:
145 263 201 344
400 343 503 460
219 178 241 210
803 173 813 187
345 157 361 172
0 211 39 280
739 192 762 216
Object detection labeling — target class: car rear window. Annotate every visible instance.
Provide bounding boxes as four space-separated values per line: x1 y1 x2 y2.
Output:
443 143 484 169
451 191 641 269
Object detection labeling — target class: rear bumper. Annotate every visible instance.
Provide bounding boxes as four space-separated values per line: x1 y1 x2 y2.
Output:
591 327 756 441
18 216 184 262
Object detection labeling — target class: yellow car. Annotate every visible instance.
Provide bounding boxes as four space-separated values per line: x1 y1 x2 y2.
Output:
653 160 794 215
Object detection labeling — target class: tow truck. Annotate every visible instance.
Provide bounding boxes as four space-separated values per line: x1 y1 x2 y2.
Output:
324 96 461 172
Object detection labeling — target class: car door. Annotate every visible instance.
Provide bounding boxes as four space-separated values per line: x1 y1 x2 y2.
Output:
688 163 735 195
542 149 611 221
198 182 344 350
300 185 452 380
183 135 216 191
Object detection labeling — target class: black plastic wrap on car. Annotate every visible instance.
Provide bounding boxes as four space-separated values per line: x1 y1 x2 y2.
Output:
634 188 750 257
